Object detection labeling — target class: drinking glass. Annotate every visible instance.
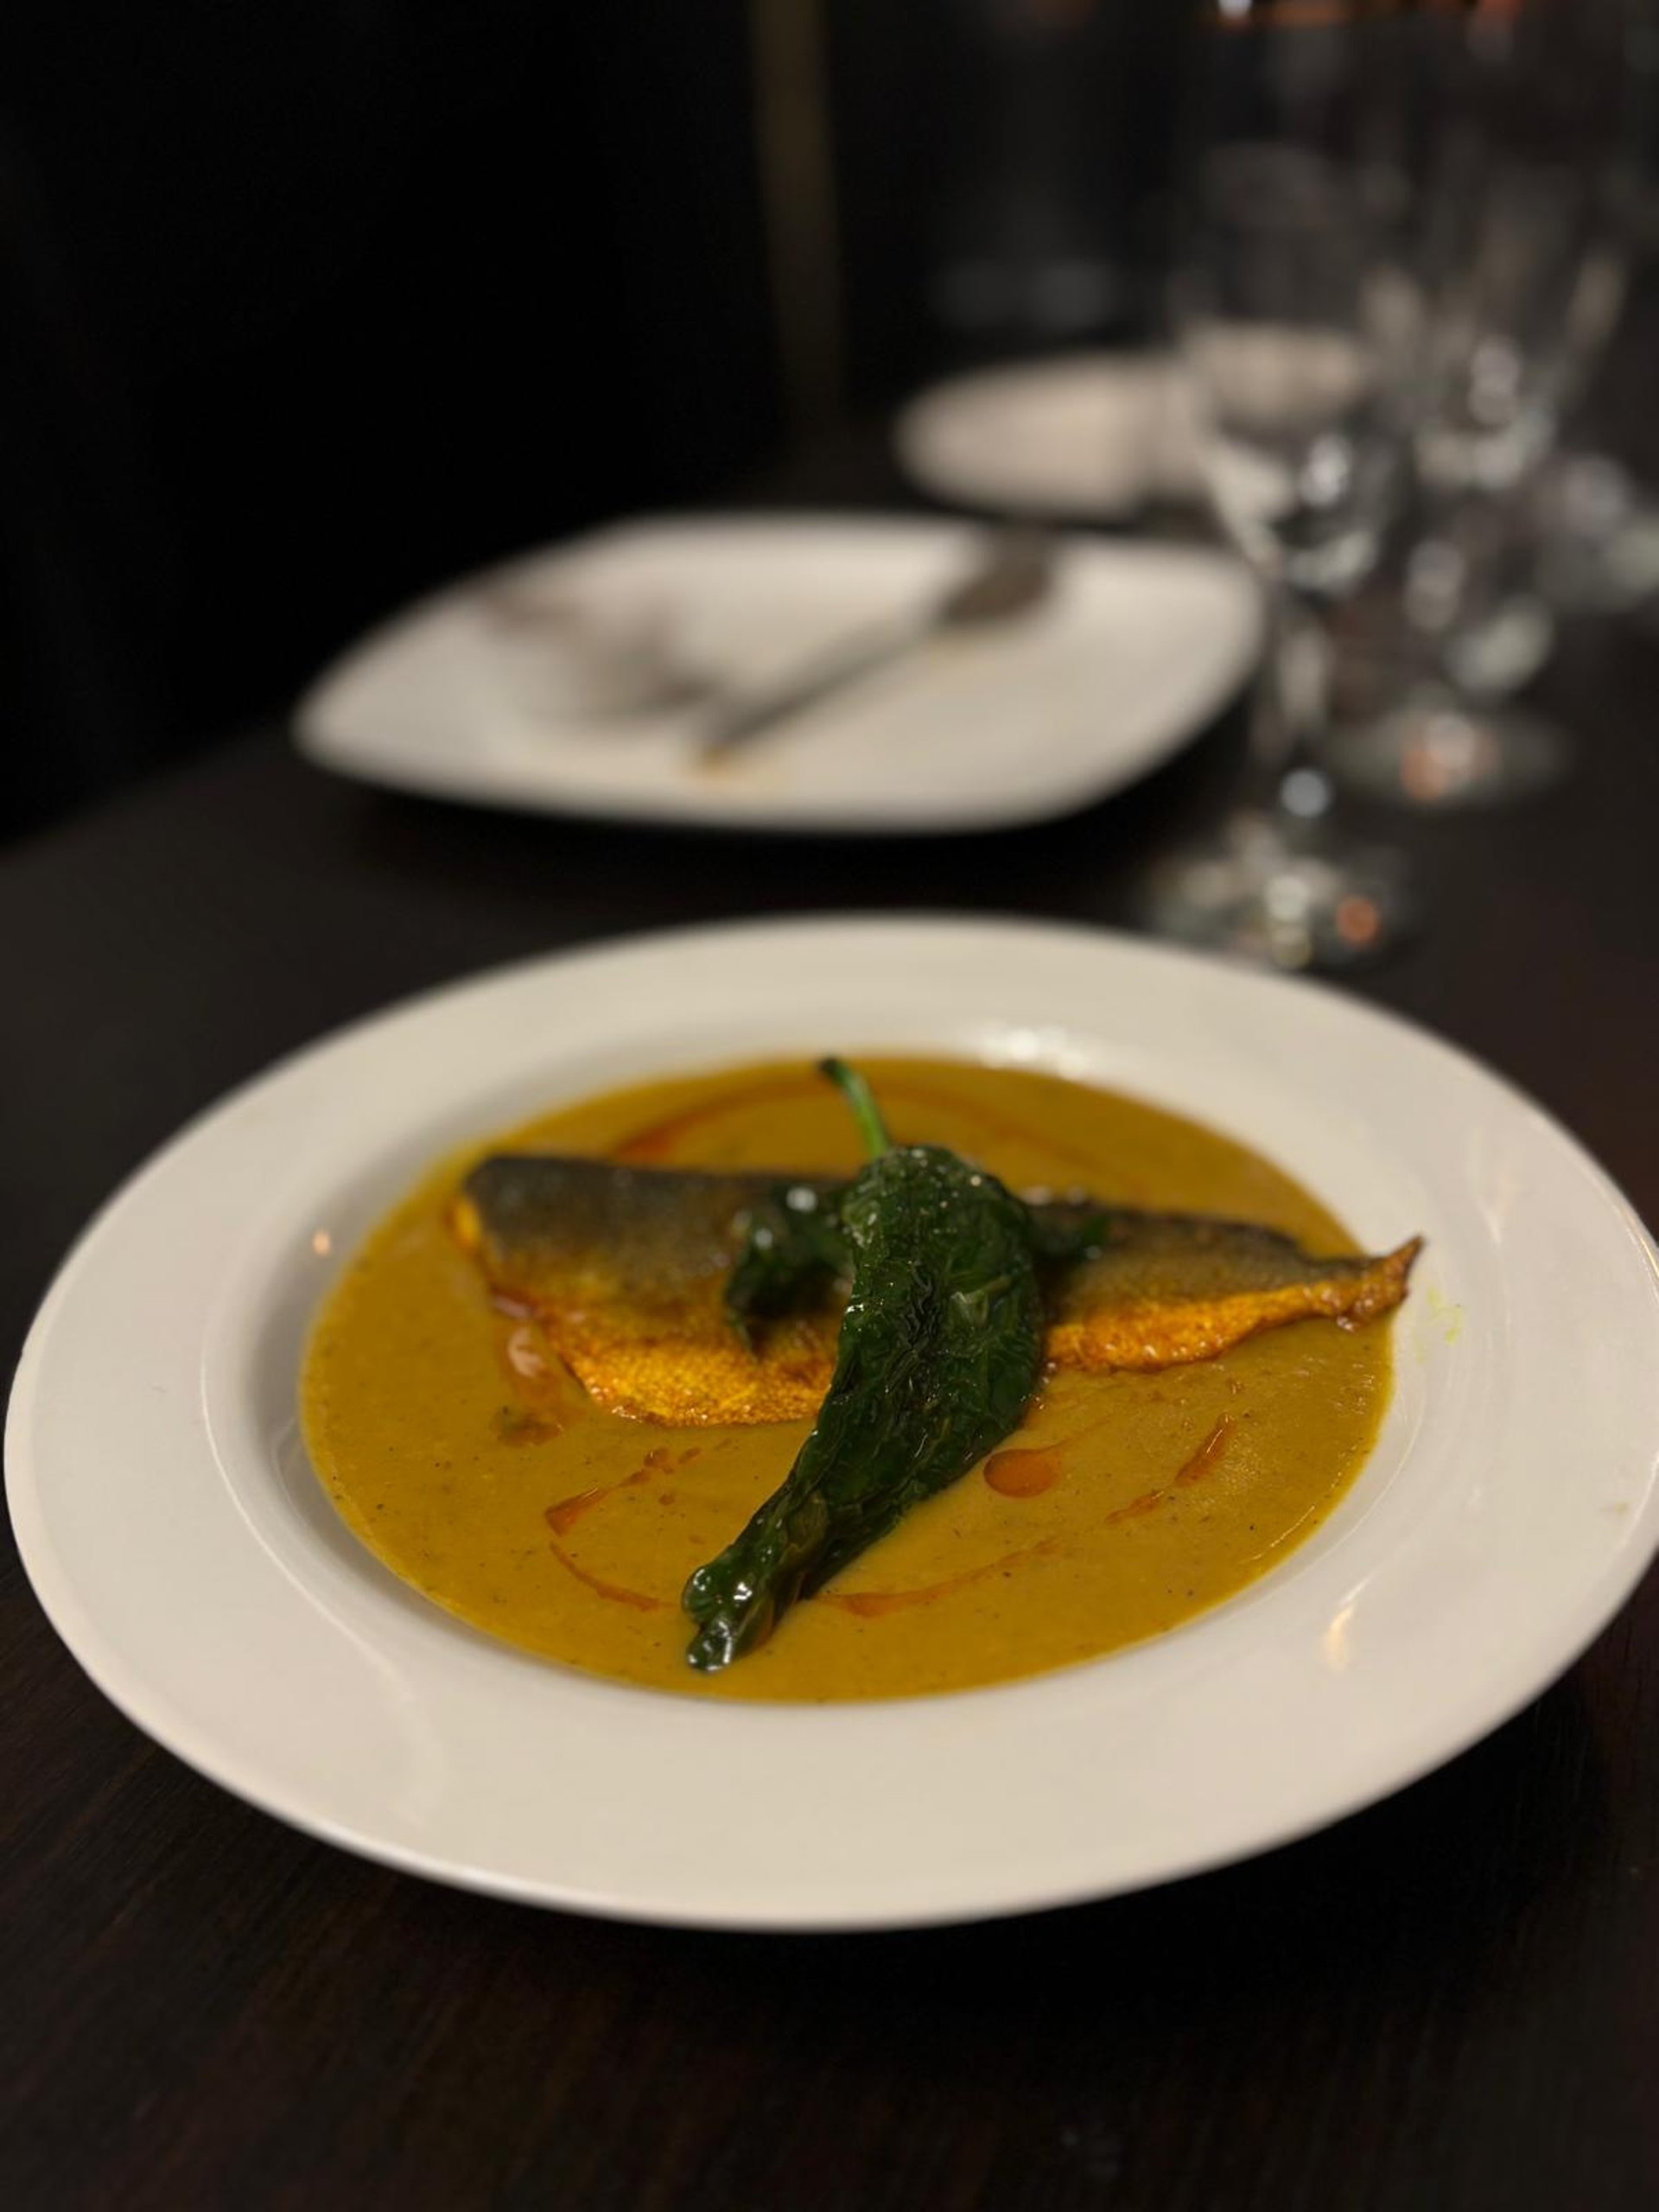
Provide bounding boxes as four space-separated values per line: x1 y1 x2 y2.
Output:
1323 0 1639 808
1138 10 1421 969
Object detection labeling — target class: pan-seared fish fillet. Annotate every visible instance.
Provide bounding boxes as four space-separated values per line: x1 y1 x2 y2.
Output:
454 1154 1419 1427
455 1159 840 1424
1046 1212 1419 1371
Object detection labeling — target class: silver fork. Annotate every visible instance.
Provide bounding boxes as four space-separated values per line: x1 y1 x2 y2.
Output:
697 526 1056 761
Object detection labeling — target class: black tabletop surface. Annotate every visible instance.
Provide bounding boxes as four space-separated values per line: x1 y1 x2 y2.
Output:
4 607 1658 2210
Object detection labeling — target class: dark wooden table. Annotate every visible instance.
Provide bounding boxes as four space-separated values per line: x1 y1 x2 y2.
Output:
4 609 1658 2210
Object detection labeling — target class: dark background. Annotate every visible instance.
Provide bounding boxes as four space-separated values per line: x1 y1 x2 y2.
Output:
0 1 1191 842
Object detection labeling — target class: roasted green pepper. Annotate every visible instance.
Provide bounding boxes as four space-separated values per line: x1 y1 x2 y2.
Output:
723 1179 849 1350
683 1058 1046 1671
723 1180 1108 1346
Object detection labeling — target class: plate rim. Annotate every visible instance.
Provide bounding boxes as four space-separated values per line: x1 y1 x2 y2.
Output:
9 912 1659 1929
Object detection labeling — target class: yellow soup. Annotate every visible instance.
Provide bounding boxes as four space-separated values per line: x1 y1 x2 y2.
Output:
302 1058 1393 1700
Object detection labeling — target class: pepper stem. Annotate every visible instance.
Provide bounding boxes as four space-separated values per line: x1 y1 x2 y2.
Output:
819 1058 891 1159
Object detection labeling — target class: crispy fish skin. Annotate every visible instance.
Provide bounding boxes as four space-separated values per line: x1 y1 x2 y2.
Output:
454 1154 1420 1427
1046 1216 1422 1371
454 1160 840 1425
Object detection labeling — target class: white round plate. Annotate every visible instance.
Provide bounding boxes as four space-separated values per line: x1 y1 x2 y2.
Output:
895 353 1204 519
9 918 1659 1930
296 517 1259 835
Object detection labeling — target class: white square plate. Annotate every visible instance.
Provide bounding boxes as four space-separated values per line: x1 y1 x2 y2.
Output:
296 518 1260 834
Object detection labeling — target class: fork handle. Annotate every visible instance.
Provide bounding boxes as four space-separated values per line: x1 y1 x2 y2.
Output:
698 614 927 760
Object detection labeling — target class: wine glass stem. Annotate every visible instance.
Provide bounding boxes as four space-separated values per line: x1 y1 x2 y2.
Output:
1247 585 1333 823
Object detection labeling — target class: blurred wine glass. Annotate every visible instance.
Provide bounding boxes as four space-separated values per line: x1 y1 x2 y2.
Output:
1324 0 1639 809
1139 7 1421 969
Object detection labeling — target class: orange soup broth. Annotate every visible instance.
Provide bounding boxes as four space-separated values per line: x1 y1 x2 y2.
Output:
302 1058 1393 1700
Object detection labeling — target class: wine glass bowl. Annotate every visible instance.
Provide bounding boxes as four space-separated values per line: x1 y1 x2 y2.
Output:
1178 144 1418 599
1138 22 1420 971
1322 0 1638 810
